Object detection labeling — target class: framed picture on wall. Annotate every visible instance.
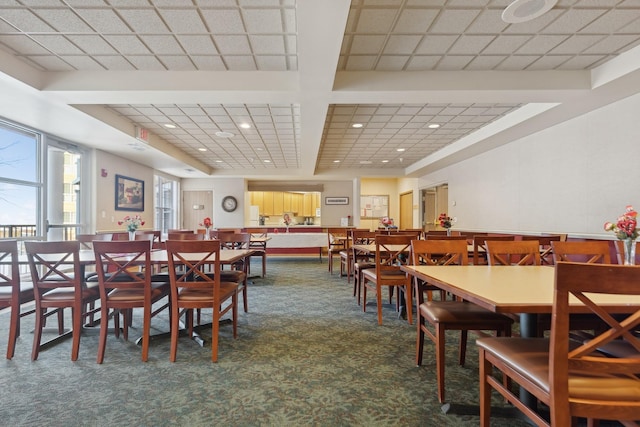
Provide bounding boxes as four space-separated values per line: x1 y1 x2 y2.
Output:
115 174 144 211
325 197 349 205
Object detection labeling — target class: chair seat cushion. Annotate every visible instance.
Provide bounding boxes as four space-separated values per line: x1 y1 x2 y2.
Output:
107 287 165 301
178 282 238 301
477 337 640 402
354 262 374 271
0 282 34 304
420 301 514 327
41 286 99 302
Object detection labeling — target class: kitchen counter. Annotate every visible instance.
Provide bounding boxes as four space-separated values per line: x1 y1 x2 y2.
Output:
262 231 327 260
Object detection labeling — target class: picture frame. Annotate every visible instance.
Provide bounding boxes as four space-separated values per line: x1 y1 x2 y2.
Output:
325 197 349 205
115 174 144 211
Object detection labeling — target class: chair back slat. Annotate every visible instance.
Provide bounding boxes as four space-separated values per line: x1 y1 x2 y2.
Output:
486 240 540 266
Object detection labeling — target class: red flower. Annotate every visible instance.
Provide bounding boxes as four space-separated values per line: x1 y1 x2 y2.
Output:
200 217 212 228
604 205 638 240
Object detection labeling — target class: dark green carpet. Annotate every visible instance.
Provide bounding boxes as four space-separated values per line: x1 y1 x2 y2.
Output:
0 257 530 426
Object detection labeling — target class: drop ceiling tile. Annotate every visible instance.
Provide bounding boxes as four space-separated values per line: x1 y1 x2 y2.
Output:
249 35 286 55
200 9 245 34
350 34 386 54
141 35 184 54
214 35 252 55
355 8 397 33
0 34 50 54
24 55 75 70
393 8 438 32
159 55 196 70
384 35 422 54
516 35 568 55
33 9 95 32
543 9 607 34
405 55 440 70
415 35 458 54
466 9 508 33
105 35 150 54
431 9 480 33
496 55 539 70
159 9 208 34
67 35 118 54
222 55 256 70
375 55 408 70
550 35 606 54
126 55 166 70
483 35 531 55
74 9 132 33
466 55 506 69
448 35 494 54
119 9 170 34
31 35 84 54
435 55 473 70
243 8 284 33
0 9 55 32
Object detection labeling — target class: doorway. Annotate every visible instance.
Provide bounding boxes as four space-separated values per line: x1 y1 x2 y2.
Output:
399 191 414 230
422 184 448 231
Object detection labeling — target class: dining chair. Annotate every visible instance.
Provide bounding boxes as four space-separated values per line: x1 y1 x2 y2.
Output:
244 227 268 277
168 232 203 240
216 232 250 312
92 240 170 363
0 240 36 359
472 235 515 265
25 240 100 361
349 230 376 303
361 233 413 325
165 239 239 362
486 239 541 266
521 234 565 265
411 239 514 404
477 262 640 427
338 229 353 278
327 227 348 274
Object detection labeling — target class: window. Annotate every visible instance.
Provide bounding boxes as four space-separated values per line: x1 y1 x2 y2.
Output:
0 121 40 240
155 175 179 235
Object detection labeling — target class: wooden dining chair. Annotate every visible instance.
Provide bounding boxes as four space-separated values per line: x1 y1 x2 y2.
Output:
472 235 515 265
350 230 376 304
412 239 514 404
361 233 413 325
244 227 268 277
486 239 541 266
327 227 348 274
521 234 565 265
216 232 250 312
168 232 203 240
25 240 100 361
0 240 36 359
165 239 239 362
92 240 170 363
477 262 640 427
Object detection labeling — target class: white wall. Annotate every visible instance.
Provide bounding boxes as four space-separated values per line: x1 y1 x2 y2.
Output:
417 92 640 239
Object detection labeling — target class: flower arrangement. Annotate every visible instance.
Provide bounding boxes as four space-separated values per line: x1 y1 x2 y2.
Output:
118 215 144 232
283 213 292 226
604 205 638 240
380 216 396 229
200 217 212 229
438 213 453 229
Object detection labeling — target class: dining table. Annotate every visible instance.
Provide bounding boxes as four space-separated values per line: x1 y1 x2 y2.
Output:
400 264 640 415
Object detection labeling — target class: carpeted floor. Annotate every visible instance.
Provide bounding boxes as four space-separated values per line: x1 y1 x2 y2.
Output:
0 256 531 426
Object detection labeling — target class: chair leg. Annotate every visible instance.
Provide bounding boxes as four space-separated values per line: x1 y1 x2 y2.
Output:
479 347 492 427
6 304 19 360
459 330 468 366
97 307 109 364
416 312 425 366
435 323 446 403
31 308 45 361
71 307 82 361
376 284 383 325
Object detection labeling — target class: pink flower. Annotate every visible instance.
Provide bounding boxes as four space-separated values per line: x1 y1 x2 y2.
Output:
200 217 212 228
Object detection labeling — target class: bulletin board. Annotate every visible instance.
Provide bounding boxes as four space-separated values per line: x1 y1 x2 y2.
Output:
360 195 389 218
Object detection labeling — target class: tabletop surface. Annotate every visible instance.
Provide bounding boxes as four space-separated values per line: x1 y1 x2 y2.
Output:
402 265 640 314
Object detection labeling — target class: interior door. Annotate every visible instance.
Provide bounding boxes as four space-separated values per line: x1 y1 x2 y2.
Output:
399 191 414 230
182 190 212 231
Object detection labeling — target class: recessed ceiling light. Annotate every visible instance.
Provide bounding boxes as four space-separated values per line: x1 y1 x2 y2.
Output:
428 123 440 129
333 160 341 163
381 160 389 163
215 131 235 138
352 123 363 128
215 160 223 163
198 147 207 152
397 148 405 152
502 0 558 24
164 123 176 129
263 159 271 163
359 160 372 164
239 123 251 129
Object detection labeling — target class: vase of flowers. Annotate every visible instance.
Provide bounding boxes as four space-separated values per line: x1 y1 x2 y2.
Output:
118 215 144 240
438 213 454 236
604 205 638 265
200 217 212 239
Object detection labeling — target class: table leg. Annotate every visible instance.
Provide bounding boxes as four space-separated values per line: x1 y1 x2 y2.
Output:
518 313 539 410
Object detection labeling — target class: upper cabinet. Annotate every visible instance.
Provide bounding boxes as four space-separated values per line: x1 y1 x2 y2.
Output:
250 191 318 217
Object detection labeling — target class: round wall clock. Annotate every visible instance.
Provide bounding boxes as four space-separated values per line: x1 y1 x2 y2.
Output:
222 195 238 212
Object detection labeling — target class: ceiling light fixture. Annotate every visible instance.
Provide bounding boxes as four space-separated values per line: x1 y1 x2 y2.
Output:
352 123 363 128
333 160 341 163
215 131 235 138
239 123 251 129
428 123 440 129
502 0 558 24
359 160 372 164
198 147 207 152
381 160 389 163
164 123 176 129
263 159 271 163
397 148 405 152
